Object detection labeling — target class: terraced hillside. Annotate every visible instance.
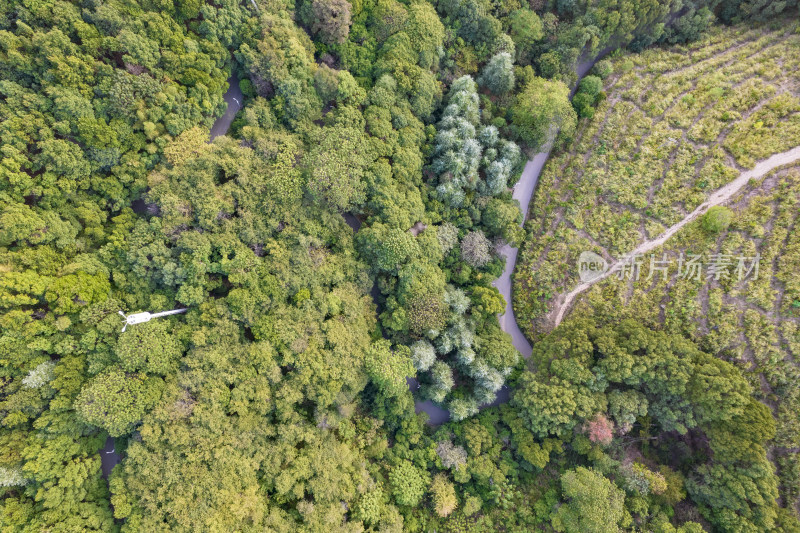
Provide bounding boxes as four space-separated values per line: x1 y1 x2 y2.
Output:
544 163 800 513
514 22 800 333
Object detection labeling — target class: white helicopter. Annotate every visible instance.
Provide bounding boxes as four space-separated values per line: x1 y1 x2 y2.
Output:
118 308 188 332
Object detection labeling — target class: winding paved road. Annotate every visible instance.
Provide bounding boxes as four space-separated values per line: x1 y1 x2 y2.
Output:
491 146 553 359
210 76 244 141
404 55 610 424
489 53 612 366
487 55 609 363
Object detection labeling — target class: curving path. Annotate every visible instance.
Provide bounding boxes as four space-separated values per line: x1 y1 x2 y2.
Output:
405 55 610 424
549 145 800 328
490 146 553 359
490 54 611 363
210 76 244 140
488 55 609 362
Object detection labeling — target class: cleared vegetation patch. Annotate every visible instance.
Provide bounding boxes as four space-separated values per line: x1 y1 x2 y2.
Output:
514 22 800 333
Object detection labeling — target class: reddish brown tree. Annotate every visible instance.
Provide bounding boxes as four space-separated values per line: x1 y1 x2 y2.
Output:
585 413 614 446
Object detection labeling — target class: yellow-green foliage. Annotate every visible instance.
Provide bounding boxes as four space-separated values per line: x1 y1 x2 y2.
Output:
430 473 458 517
514 21 800 514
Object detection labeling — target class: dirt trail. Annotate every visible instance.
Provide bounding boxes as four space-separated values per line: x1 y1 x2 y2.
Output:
550 145 800 328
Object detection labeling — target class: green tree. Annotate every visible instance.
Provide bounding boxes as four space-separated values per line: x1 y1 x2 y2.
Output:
483 197 523 244
687 399 780 532
357 223 421 274
365 340 415 397
405 2 445 70
116 320 183 376
370 0 408 42
394 262 448 336
14 434 115 531
578 75 603 98
572 92 596 119
572 75 604 118
75 368 163 437
509 9 544 62
437 0 504 59
311 0 352 45
607 389 648 434
353 483 387 525
470 286 505 318
478 52 515 95
701 206 733 233
314 64 340 104
512 374 592 438
552 467 626 533
305 126 372 211
389 460 429 507
430 473 457 517
512 77 577 150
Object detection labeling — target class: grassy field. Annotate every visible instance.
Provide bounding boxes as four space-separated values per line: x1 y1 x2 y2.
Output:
514 21 800 332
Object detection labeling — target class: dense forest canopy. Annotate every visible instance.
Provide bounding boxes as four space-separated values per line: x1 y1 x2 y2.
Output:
1 0 799 530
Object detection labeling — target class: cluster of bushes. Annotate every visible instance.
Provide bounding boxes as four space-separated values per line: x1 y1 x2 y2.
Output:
511 318 795 532
572 75 606 119
431 76 521 206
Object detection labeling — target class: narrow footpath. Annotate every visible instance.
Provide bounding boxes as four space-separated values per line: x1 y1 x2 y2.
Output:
549 145 800 328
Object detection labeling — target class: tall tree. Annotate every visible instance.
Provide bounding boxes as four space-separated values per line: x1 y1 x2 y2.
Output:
551 467 626 533
312 0 353 45
511 77 576 150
